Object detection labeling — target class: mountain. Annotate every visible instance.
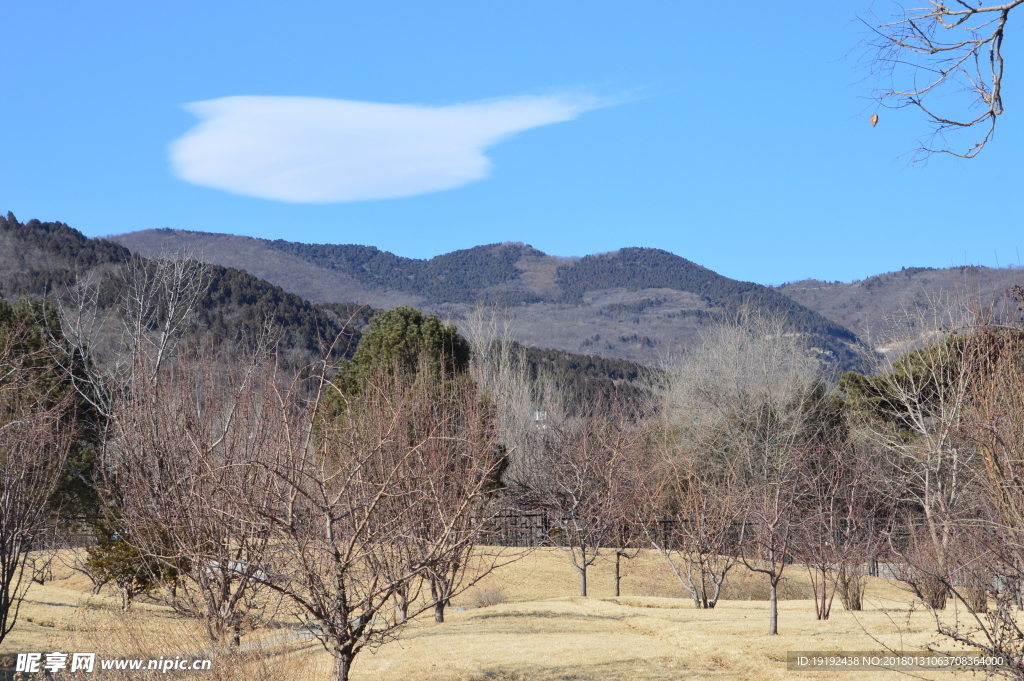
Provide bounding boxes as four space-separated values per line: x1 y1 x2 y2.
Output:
0 214 368 364
1 214 657 402
776 266 1022 351
113 229 870 371
12 213 1018 381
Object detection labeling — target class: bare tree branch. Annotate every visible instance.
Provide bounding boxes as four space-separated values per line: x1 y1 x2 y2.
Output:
862 0 1022 158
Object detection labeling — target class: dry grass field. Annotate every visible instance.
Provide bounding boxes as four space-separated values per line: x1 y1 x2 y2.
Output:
0 549 988 680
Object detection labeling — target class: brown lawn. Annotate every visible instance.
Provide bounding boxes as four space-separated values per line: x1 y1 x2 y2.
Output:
0 549 985 680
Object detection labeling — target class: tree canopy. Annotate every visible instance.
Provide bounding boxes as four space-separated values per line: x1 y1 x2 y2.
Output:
336 307 470 394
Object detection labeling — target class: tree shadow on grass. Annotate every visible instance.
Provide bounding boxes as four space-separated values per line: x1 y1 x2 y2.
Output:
468 656 692 681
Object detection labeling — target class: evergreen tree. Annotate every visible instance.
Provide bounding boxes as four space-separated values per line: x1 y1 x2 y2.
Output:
347 306 469 382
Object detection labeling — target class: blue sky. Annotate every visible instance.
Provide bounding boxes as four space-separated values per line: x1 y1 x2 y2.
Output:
2 1 1022 285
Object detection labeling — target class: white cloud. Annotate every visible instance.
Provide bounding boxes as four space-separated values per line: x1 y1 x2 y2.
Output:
169 94 602 203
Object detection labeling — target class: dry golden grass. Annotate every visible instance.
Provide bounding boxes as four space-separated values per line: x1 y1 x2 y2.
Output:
0 549 985 680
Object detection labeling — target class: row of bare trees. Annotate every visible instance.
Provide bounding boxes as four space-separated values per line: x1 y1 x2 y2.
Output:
107 348 508 681
463 310 891 634
468 307 1008 645
94 345 506 680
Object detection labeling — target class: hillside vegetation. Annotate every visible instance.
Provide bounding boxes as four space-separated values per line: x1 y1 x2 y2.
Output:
0 214 368 363
778 266 1021 349
114 229 872 372
266 238 545 304
1 214 652 397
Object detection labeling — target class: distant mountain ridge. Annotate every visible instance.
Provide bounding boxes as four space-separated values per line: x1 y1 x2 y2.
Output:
777 266 1021 349
263 237 546 304
0 214 368 364
0 213 659 405
557 248 857 341
113 229 871 371
8 216 1014 377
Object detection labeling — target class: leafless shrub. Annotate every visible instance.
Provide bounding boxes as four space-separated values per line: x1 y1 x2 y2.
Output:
836 562 868 611
465 586 505 608
59 548 108 595
795 433 888 619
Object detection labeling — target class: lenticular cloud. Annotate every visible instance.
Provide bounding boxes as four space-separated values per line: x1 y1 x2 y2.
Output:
169 94 600 203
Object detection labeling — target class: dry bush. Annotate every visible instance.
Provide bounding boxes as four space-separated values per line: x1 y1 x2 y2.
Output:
464 587 505 609
628 565 813 602
630 580 688 600
836 563 867 611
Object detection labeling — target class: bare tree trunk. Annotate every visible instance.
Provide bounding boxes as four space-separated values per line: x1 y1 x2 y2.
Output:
578 565 588 597
614 550 621 597
430 578 450 623
768 579 779 635
332 653 352 681
395 584 410 623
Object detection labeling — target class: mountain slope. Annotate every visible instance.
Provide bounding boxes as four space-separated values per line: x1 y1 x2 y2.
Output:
2 213 658 404
0 214 368 363
113 229 870 371
556 248 856 340
777 266 1022 349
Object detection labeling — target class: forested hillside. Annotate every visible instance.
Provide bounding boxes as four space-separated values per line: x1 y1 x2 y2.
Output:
265 239 546 304
0 213 129 297
0 214 369 363
558 248 857 340
1 214 654 393
510 342 658 416
114 229 873 372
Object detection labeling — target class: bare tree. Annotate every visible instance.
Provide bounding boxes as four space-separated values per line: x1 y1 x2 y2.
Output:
740 442 802 637
842 304 981 610
103 348 280 641
635 431 743 609
0 315 76 644
608 483 644 599
514 416 634 598
398 376 509 624
49 253 210 423
463 306 554 486
600 417 650 599
931 324 1024 679
840 296 1024 677
658 310 824 631
243 365 505 681
862 0 1024 158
